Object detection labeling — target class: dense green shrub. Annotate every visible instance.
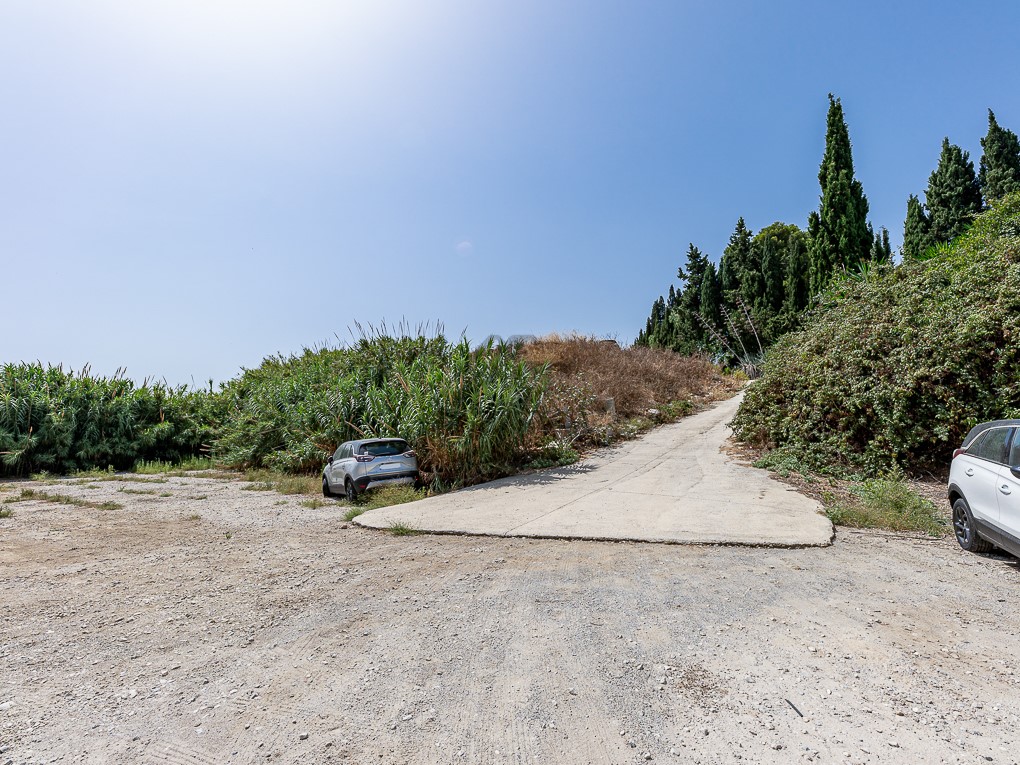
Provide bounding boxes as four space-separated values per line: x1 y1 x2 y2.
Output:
732 193 1020 474
0 363 218 476
214 335 547 485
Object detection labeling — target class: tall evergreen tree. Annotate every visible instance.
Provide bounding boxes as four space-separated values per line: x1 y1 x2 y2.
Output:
979 110 1020 203
739 240 765 311
902 193 931 260
926 138 982 245
699 262 722 330
657 244 710 354
807 95 871 293
869 225 892 263
636 295 668 347
783 234 811 315
677 243 709 297
719 218 752 296
760 240 785 316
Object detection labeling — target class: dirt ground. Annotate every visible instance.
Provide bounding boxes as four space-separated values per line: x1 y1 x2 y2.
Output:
1 475 1018 765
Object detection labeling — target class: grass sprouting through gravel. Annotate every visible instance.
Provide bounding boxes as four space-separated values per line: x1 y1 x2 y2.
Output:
12 488 122 511
824 478 946 536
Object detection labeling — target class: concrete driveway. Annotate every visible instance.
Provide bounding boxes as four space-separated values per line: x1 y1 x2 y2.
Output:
356 393 833 547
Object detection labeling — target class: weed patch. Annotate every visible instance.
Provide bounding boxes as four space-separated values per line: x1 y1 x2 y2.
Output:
824 477 946 536
342 506 368 522
0 505 12 519
134 457 215 474
11 488 121 511
242 470 321 496
387 521 419 536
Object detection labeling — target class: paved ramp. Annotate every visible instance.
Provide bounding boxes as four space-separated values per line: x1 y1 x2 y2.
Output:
356 393 833 547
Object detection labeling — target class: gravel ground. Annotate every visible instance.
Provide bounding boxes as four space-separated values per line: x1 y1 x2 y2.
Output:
1 475 1018 765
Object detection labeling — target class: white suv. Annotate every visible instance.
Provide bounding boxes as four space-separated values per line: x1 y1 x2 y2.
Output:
948 420 1020 556
322 438 419 502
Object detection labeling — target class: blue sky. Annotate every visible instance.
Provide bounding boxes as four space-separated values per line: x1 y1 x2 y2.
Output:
3 1 1019 386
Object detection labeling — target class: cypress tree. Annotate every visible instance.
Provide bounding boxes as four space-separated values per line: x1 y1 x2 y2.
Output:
636 295 667 347
739 240 765 312
783 234 811 315
760 240 785 316
866 223 891 263
979 110 1020 204
902 194 931 261
926 138 982 245
699 262 722 330
720 218 753 297
677 243 709 298
807 95 871 293
869 226 892 263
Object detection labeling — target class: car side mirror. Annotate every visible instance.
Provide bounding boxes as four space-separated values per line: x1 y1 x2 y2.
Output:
1012 465 1020 479
327 455 334 465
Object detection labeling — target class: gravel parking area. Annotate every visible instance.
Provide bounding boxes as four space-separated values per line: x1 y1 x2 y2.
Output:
1 475 1018 764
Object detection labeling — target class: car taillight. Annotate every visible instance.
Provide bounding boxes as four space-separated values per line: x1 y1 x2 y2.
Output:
952 448 966 459
355 455 374 463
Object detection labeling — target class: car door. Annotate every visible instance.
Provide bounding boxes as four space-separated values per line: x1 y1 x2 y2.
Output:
996 430 1020 541
961 426 1013 524
337 443 356 483
329 444 348 487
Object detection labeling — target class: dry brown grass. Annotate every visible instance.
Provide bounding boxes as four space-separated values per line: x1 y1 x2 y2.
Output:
520 334 739 418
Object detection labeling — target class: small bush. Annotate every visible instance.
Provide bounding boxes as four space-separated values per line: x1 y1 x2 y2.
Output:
526 440 580 470
0 505 12 519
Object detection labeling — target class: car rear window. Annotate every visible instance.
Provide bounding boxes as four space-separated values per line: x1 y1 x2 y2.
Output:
359 440 410 457
969 427 1012 464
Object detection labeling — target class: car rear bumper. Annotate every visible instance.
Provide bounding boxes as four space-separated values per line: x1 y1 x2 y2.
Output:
355 471 418 492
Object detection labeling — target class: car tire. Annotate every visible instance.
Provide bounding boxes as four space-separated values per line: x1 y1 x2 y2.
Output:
322 475 332 498
345 479 358 503
952 497 994 553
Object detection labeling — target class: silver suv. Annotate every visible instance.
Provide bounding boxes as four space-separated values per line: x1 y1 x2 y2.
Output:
948 420 1020 557
322 438 418 501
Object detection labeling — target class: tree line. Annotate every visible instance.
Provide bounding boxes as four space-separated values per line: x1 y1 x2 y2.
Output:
637 97 1020 360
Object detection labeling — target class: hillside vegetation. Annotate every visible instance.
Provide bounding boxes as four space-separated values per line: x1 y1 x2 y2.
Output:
2 336 732 486
732 195 1020 474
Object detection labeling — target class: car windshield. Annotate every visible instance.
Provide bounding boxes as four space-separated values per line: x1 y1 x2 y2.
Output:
359 440 410 457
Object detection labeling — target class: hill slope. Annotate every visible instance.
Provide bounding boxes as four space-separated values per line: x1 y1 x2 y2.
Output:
732 194 1020 474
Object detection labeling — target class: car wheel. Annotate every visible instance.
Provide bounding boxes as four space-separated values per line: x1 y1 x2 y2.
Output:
952 497 993 553
322 475 332 498
345 479 358 503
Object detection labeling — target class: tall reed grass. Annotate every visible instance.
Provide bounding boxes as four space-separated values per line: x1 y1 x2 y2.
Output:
0 363 217 476
214 333 547 485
